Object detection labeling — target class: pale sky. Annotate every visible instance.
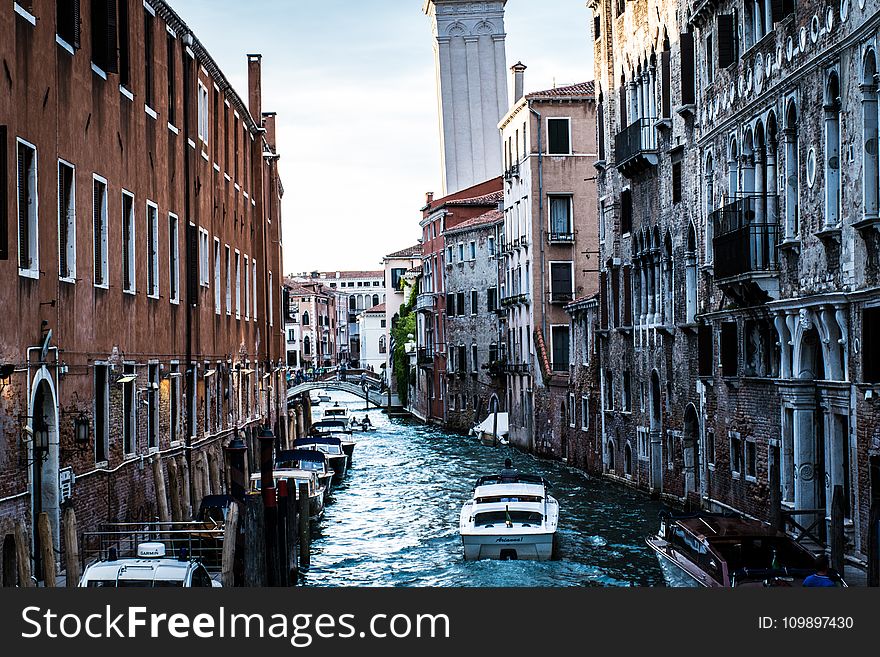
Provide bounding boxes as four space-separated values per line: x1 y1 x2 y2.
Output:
174 1 594 274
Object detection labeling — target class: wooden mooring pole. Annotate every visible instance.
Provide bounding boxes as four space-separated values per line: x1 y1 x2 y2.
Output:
243 494 267 587
37 513 55 587
221 501 239 588
61 506 79 588
868 500 879 587
13 519 33 587
298 482 310 570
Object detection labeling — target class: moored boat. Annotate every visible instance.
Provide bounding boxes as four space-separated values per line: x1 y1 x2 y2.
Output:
471 412 509 447
276 449 335 500
646 510 848 587
459 471 559 561
249 468 326 518
294 436 348 484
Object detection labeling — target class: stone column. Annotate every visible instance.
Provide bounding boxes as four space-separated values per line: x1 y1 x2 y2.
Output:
764 0 773 35
639 259 648 327
765 142 778 266
783 128 798 238
646 255 656 325
653 253 662 325
862 81 879 222
753 148 765 270
791 387 818 512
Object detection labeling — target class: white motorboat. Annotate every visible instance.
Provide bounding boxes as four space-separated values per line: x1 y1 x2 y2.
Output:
320 403 351 426
276 449 335 499
459 472 559 561
249 468 326 518
79 542 220 587
294 436 348 484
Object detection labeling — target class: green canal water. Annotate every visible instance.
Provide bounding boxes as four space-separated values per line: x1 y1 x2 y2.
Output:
302 393 668 587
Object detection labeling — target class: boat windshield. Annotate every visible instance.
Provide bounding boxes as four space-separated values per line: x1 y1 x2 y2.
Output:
476 495 542 504
473 511 543 527
711 536 816 573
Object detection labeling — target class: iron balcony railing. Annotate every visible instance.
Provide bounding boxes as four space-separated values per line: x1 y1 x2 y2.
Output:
501 293 529 307
550 361 570 373
550 291 574 304
547 231 574 244
614 117 657 166
417 347 434 367
711 194 779 280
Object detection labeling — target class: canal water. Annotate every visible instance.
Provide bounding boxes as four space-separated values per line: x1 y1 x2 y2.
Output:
303 392 668 587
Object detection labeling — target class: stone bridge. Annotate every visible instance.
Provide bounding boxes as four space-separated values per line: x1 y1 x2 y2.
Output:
287 380 387 408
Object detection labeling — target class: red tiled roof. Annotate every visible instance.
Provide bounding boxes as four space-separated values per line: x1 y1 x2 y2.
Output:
526 81 595 100
365 303 386 314
443 208 503 235
444 190 504 207
310 270 384 280
385 244 423 259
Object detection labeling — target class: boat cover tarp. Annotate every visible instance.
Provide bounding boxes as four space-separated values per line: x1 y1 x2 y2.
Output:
276 449 328 465
295 436 343 448
473 412 509 438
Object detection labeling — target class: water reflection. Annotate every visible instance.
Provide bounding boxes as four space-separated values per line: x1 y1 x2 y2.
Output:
302 394 667 587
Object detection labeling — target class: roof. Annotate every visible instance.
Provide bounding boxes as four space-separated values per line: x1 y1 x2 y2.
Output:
526 81 595 100
364 303 386 314
565 293 600 312
385 244 423 259
444 190 504 207
443 208 503 236
306 271 384 281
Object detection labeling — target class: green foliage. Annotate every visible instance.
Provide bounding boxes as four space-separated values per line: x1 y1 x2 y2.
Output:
391 283 418 405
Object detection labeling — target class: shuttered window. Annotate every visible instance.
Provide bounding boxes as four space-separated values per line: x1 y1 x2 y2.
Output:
550 262 573 303
551 325 570 371
167 33 176 124
599 271 608 329
660 49 671 117
121 191 135 292
146 202 158 297
864 308 880 383
620 188 632 235
717 15 736 69
170 214 180 304
17 140 37 274
93 176 108 286
91 0 119 74
58 161 76 280
1 126 8 261
548 118 571 155
698 324 714 377
56 0 81 49
144 9 155 107
680 32 696 105
720 322 738 377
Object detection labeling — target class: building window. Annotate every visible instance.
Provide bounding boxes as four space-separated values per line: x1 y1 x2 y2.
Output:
672 159 682 203
638 428 648 459
169 363 180 445
550 262 574 304
594 13 601 40
167 214 179 303
94 364 109 464
470 290 478 315
581 396 589 431
487 287 497 312
212 237 221 312
824 71 841 229
198 228 209 286
620 188 632 235
146 202 159 297
720 321 738 377
472 344 478 372
57 160 76 281
705 34 714 84
447 244 453 263
225 245 231 314
488 236 496 256
458 344 467 374
549 195 573 239
784 101 800 238
302 311 310 326
680 30 696 105
547 118 571 155
143 8 155 107
244 254 251 320
458 243 464 262
57 0 81 49
253 260 258 320
122 364 136 456
167 32 176 125
604 369 614 409
147 364 158 450
198 82 209 144
93 176 108 286
550 325 570 372
745 438 757 480
717 14 736 69
469 240 476 260
707 430 715 466
698 323 714 376
91 0 119 75
730 432 743 476
623 370 632 412
456 292 465 317
121 191 135 293
685 223 698 323
864 307 880 382
16 139 38 276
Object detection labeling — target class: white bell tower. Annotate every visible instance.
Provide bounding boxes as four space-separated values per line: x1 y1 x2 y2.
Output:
424 0 509 195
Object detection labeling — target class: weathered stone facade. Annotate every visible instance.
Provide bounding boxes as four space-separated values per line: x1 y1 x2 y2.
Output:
443 210 505 433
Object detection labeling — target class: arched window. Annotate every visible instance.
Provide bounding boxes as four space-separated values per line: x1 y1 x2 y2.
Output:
619 72 628 127
825 71 841 229
372 294 379 307
378 335 386 354
661 31 671 118
705 154 715 262
663 230 673 325
303 336 311 356
625 442 633 476
741 128 755 195
686 223 698 323
728 137 739 201
784 100 800 238
302 311 310 326
607 441 616 471
349 296 356 311
862 51 879 223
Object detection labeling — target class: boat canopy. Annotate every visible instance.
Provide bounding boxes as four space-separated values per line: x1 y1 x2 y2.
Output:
276 449 329 466
295 436 343 448
473 412 509 438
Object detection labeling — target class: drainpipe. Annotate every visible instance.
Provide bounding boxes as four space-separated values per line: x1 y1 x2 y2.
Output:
182 36 195 512
529 102 547 342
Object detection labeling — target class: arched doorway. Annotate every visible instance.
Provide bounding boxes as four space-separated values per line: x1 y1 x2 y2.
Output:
791 325 825 513
29 374 60 582
2 533 17 587
683 404 701 497
650 369 663 492
607 441 615 472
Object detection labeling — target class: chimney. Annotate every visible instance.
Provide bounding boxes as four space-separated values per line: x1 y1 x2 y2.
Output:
426 192 434 204
247 54 262 120
511 61 527 104
262 112 277 152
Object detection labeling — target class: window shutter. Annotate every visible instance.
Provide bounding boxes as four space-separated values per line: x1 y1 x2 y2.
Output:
187 222 199 304
771 0 784 23
717 15 735 69
93 181 102 284
599 271 608 329
680 31 696 105
17 145 29 268
698 323 714 377
58 166 68 278
551 263 572 297
0 126 7 261
72 0 81 49
661 50 671 117
105 0 119 73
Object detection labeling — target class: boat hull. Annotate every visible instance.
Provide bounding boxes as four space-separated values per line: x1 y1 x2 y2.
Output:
328 454 348 484
645 536 712 587
460 531 556 561
341 442 355 467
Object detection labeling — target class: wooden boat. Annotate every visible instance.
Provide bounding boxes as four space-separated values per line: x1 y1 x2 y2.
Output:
294 436 348 484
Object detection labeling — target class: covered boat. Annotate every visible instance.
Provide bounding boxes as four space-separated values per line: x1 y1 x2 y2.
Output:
294 436 348 484
471 412 509 446
276 449 335 499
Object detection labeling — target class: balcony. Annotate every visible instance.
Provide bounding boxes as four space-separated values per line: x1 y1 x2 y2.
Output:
503 362 531 374
415 293 436 312
500 293 529 307
614 117 658 178
417 348 434 368
547 231 574 244
550 291 574 305
711 194 780 301
550 362 570 373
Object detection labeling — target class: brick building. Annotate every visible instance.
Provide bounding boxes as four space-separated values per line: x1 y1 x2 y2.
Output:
414 178 502 424
498 73 599 454
442 208 505 433
0 0 285 584
284 281 337 370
